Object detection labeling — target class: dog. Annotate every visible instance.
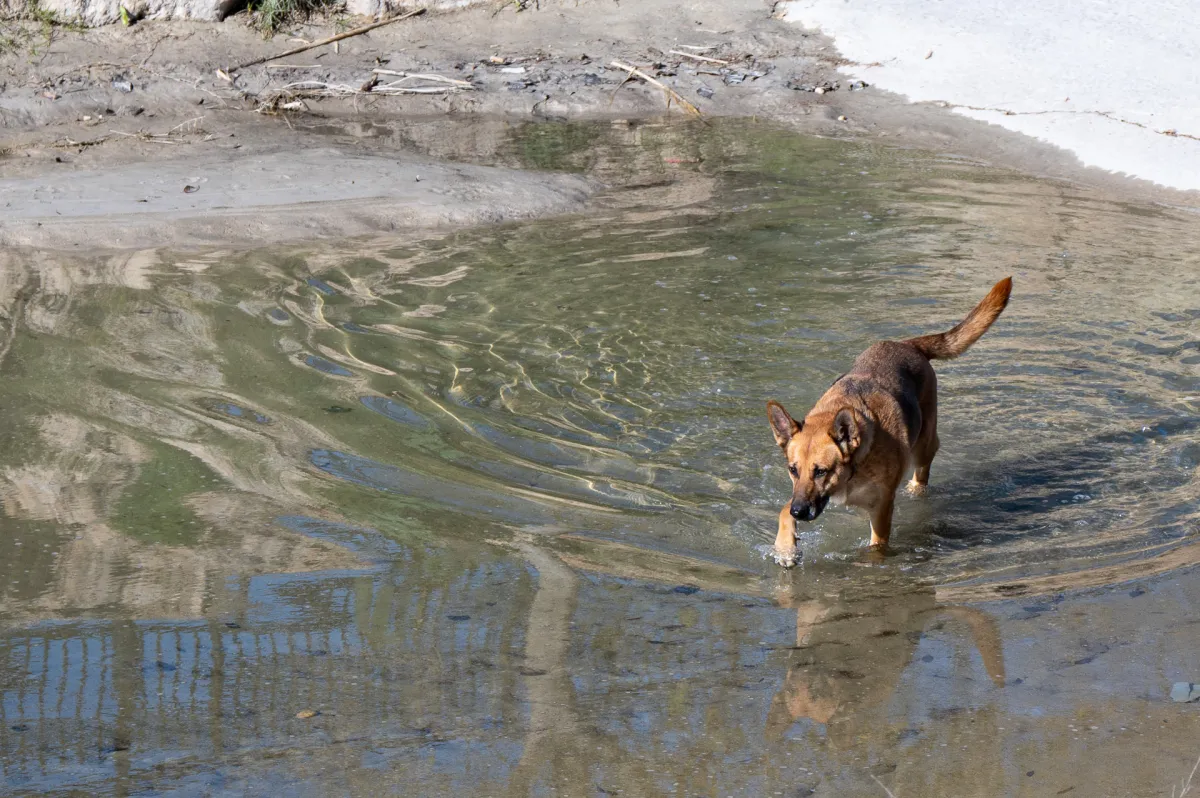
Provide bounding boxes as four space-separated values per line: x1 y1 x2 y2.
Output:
766 277 1012 566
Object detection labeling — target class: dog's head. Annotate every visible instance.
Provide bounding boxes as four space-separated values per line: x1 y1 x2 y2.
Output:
766 400 872 522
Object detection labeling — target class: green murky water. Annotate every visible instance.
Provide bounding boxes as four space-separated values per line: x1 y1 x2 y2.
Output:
2 120 1199 796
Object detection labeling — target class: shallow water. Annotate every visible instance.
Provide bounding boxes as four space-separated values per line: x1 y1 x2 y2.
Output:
1 120 1199 796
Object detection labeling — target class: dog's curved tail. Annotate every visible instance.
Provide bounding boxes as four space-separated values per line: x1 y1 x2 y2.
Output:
905 277 1013 360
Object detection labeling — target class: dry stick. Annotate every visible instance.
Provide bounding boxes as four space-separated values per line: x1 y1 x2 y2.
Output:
167 115 206 134
225 8 426 74
372 68 473 87
608 60 701 116
870 774 897 798
668 49 729 65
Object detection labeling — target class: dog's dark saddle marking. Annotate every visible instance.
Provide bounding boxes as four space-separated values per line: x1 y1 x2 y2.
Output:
828 366 923 444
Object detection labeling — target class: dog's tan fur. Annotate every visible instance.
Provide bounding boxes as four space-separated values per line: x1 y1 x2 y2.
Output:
767 277 1012 564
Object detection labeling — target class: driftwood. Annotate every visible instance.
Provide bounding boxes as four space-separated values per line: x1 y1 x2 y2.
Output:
224 8 425 75
609 60 702 116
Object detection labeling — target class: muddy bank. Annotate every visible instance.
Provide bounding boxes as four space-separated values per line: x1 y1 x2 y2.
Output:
0 144 593 249
4 0 1198 251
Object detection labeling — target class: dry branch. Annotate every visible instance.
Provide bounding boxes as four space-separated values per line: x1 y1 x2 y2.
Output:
225 8 425 74
668 49 729 65
259 71 474 108
608 60 702 116
372 68 474 87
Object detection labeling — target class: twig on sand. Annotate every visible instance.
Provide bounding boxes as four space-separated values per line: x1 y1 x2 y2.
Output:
276 76 471 96
52 136 109 149
223 8 425 74
371 68 474 87
668 49 729 65
608 60 702 116
257 71 472 110
1173 753 1200 798
871 774 897 798
167 115 206 134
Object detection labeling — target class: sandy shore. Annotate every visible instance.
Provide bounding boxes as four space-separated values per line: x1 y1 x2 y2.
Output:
2 0 1197 250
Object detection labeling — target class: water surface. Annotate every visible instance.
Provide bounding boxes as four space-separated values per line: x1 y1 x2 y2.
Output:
1 120 1199 796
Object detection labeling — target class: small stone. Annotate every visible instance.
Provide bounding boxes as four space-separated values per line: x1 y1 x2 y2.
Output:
696 85 714 99
1170 682 1200 703
295 709 318 719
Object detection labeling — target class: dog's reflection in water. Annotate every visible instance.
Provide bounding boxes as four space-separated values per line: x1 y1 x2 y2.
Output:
766 575 1006 740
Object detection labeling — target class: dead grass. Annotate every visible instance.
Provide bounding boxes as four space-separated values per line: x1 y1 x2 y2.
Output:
1 2 84 55
247 0 345 35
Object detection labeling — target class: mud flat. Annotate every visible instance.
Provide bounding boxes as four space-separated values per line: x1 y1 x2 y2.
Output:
3 0 1198 252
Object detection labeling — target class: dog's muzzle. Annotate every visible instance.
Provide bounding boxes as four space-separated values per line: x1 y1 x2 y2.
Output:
790 495 828 522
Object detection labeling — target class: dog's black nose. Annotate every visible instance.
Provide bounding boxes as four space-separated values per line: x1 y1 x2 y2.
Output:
790 502 810 520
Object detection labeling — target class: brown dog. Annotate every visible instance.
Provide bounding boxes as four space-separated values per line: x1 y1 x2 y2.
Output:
766 277 1012 566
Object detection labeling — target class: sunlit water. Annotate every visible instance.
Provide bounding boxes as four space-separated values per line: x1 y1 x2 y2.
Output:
1 120 1199 796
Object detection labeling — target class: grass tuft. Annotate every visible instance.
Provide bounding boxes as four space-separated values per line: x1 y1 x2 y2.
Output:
247 0 344 35
1 1 84 55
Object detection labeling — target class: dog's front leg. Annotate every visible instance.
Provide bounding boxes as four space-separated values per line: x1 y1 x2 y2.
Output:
774 504 799 567
868 495 895 548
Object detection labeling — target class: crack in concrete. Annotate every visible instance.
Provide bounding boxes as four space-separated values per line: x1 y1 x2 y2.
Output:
953 103 1200 143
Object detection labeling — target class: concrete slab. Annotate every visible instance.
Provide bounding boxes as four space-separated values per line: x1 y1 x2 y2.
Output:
781 0 1200 192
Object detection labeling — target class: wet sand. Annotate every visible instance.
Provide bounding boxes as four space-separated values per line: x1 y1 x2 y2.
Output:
4 0 1199 252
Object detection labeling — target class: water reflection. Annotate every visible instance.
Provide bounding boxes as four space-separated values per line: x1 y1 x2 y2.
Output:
1 525 1012 796
767 575 1006 743
0 119 1199 794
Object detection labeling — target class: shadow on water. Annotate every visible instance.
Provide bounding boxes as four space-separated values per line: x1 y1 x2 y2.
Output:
1 118 1200 795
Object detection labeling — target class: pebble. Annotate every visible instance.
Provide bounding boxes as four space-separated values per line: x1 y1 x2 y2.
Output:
1170 682 1200 703
786 79 839 93
696 85 715 99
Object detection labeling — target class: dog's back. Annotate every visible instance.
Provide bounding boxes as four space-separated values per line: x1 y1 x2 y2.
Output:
839 342 935 446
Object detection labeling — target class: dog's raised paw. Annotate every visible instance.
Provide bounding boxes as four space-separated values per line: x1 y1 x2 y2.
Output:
766 545 801 569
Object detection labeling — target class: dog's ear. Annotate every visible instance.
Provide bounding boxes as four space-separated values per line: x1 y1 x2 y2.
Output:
832 408 871 459
767 401 801 448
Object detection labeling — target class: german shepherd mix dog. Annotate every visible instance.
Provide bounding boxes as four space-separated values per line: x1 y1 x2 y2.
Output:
766 277 1012 566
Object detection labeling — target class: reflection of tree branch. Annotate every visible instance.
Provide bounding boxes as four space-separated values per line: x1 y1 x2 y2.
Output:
507 541 589 796
0 274 34 372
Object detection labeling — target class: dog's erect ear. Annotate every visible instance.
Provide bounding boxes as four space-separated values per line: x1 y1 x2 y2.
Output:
832 408 870 459
767 401 801 448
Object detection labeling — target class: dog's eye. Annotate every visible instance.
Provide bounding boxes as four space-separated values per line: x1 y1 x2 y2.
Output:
813 465 828 478
788 464 799 477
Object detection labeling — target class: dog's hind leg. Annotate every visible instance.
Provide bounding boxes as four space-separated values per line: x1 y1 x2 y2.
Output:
908 400 939 496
